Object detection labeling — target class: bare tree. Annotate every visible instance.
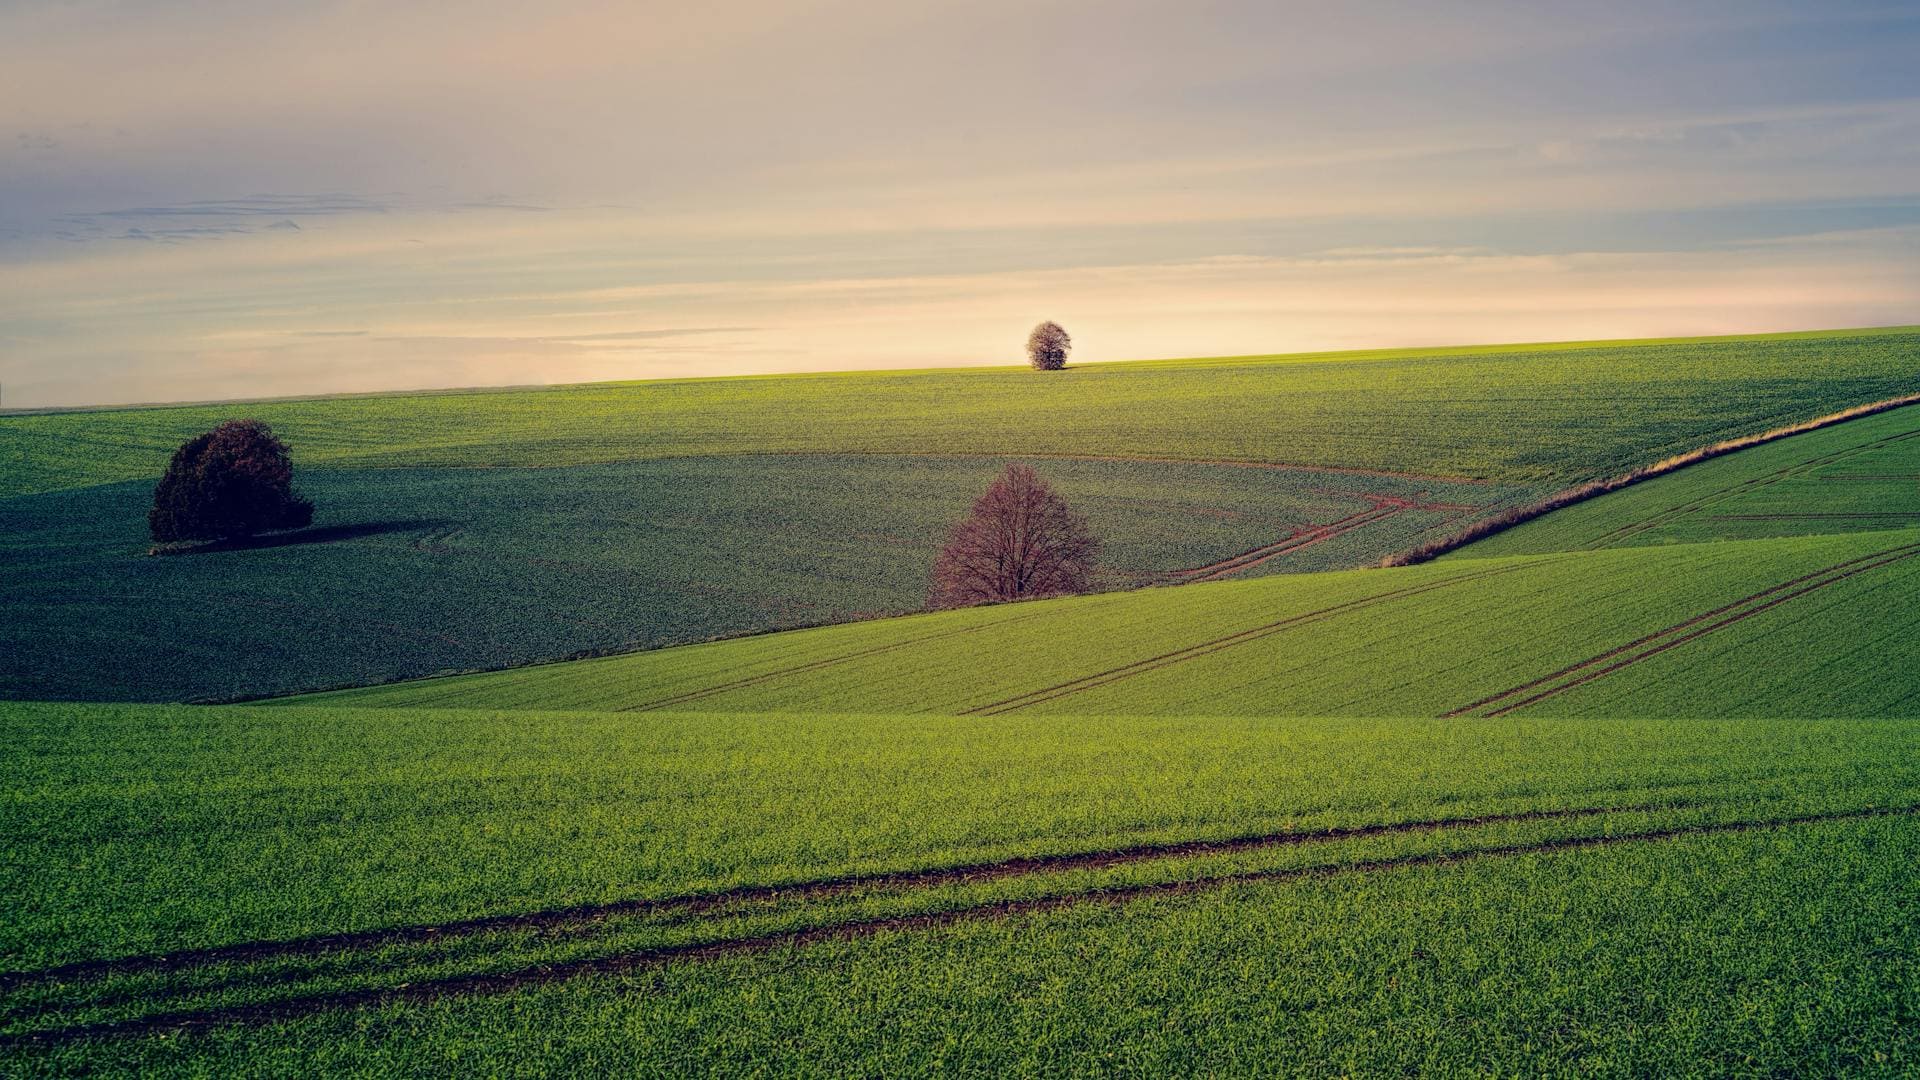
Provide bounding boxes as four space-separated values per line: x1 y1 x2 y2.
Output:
1026 321 1071 370
930 464 1099 608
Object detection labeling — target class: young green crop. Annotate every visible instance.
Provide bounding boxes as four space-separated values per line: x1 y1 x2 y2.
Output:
305 529 1920 719
1460 402 1920 557
10 804 1917 1075
6 328 1913 704
5 327 1916 499
0 455 1523 702
7 704 1919 971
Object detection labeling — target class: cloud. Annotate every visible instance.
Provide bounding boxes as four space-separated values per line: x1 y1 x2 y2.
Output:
537 327 755 342
2 3 1918 404
6 222 1916 408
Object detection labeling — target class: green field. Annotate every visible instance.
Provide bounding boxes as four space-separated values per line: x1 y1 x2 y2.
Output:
0 456 1526 702
8 328 1920 500
4 326 1917 703
3 705 1917 1072
1458 401 1920 556
7 327 1918 499
5 328 1920 1073
301 527 1920 719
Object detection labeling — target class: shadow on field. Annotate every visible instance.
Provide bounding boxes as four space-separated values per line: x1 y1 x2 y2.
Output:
147 519 452 557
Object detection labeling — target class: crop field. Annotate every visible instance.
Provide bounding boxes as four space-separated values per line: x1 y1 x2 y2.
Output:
0 455 1528 702
5 328 1920 1073
305 527 1920 719
3 703 1918 1073
6 327 1918 499
3 327 1915 704
1460 401 1920 556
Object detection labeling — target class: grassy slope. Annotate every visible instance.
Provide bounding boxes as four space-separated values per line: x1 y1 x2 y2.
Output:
2 456 1522 702
4 703 1917 1072
6 327 1918 499
28 819 1918 1076
9 334 1920 1070
1457 400 1920 557
302 527 1920 719
4 327 1912 704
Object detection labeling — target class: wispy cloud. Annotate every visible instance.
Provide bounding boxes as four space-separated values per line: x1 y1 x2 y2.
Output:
1 1 1917 405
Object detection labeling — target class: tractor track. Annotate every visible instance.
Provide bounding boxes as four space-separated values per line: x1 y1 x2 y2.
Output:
6 804 1913 1047
1580 427 1920 550
1168 504 1405 582
1163 494 1493 583
962 558 1561 717
0 800 1634 990
621 604 1067 712
1444 539 1920 718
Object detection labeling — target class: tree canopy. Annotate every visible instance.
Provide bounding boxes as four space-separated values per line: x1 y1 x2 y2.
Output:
149 419 314 543
1027 321 1071 370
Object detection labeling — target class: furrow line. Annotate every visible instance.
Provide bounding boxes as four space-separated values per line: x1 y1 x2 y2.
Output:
1190 507 1405 582
1164 505 1390 581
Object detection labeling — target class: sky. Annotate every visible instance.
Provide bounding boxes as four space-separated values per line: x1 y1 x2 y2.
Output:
2 0 1918 407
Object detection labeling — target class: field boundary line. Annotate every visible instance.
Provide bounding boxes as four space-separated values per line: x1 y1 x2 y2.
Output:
1383 394 1920 566
1446 540 1920 718
7 804 1913 1047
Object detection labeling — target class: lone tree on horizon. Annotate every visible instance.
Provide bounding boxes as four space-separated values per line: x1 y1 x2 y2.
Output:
1027 321 1071 370
930 463 1099 608
149 419 314 544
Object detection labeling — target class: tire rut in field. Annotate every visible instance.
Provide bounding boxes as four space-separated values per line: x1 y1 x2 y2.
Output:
1159 493 1491 583
962 558 1563 717
1159 504 1397 582
6 804 1912 1047
1186 504 1406 582
1579 427 1920 550
1704 513 1920 521
1443 539 1920 718
621 603 1069 712
0 801 1631 991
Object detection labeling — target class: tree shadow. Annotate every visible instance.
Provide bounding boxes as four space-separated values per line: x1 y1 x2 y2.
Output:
146 519 454 557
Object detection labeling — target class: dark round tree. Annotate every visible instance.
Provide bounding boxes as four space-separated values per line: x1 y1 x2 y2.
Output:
149 419 315 543
930 463 1099 608
1027 321 1071 370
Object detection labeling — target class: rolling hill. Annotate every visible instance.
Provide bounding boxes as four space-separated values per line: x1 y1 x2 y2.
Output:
6 329 1920 1073
4 326 1917 702
5 703 1917 1071
299 401 1920 721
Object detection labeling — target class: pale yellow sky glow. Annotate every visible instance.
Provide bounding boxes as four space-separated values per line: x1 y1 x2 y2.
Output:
2 1 1917 406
